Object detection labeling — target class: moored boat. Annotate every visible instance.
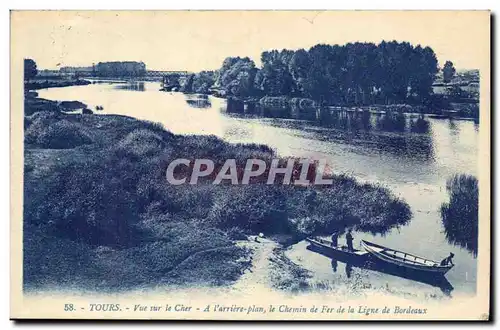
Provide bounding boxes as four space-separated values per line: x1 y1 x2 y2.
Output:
306 237 369 260
361 240 454 274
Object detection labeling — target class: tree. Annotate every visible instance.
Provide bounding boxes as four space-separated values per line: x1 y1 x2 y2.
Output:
180 74 194 93
443 60 456 83
408 46 439 103
256 50 295 96
216 57 258 98
288 48 312 96
191 71 216 94
343 42 379 105
24 59 38 81
302 44 337 103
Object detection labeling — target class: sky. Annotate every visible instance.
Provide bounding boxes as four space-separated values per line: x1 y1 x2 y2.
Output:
11 11 490 71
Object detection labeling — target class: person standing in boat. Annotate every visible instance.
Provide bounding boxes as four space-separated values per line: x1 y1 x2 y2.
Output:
346 229 354 251
330 232 339 247
440 252 455 266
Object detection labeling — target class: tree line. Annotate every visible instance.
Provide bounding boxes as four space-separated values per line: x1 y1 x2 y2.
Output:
24 59 38 80
197 41 440 106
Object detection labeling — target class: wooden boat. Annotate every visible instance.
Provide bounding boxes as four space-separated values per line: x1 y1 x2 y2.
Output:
361 240 454 274
306 237 454 294
306 237 369 259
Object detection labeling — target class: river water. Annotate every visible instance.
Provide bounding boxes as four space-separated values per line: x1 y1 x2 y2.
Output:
38 81 479 299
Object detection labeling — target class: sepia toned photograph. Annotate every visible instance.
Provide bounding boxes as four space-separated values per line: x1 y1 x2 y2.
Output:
9 10 491 320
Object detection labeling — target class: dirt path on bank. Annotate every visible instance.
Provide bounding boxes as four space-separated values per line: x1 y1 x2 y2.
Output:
230 236 312 294
231 236 280 293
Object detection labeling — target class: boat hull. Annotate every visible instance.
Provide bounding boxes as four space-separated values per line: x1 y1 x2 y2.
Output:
306 237 370 261
361 240 453 275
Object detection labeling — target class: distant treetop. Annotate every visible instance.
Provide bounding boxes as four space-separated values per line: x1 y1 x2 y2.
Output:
24 58 38 81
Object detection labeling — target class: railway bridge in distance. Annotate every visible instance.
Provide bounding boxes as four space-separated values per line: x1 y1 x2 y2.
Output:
145 70 192 80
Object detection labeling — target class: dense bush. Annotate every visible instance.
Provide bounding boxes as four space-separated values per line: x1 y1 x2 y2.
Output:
116 129 166 157
182 71 216 94
207 185 290 233
25 118 92 148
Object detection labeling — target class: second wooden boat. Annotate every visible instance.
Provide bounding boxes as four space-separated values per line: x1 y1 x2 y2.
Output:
361 240 454 274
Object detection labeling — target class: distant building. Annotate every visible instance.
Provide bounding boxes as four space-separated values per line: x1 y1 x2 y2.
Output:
59 66 94 77
59 66 94 73
432 69 480 96
95 61 146 78
462 82 480 94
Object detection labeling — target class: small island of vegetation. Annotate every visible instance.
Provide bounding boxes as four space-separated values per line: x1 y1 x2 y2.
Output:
441 174 479 256
176 41 478 120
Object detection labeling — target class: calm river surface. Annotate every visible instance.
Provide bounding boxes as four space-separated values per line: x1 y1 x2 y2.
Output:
38 81 479 299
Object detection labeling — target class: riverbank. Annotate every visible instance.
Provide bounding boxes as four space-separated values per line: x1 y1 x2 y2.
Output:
189 93 479 121
23 93 412 292
25 78 91 90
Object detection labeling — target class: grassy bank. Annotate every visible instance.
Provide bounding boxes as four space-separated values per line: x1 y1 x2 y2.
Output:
23 95 412 291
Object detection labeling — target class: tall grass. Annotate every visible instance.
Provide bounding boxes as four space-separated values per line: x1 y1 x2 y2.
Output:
440 174 478 256
25 112 92 148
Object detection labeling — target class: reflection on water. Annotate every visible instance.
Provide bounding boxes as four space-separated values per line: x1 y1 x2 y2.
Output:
345 263 353 279
410 117 431 134
38 81 479 298
246 101 432 136
114 81 145 91
185 94 211 108
331 259 338 273
448 120 458 134
247 117 435 161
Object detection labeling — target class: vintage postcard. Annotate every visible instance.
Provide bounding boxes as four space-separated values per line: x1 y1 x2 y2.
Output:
10 10 490 320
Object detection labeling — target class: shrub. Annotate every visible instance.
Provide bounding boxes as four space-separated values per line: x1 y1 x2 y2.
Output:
116 129 166 157
24 97 60 116
25 119 92 148
207 185 290 234
59 100 87 111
